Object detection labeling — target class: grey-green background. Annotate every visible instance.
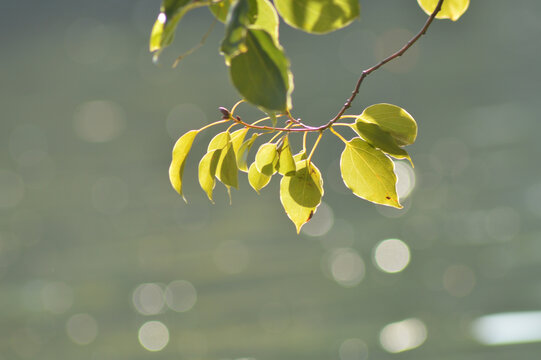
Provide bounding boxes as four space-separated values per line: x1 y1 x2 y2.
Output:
2 1 541 359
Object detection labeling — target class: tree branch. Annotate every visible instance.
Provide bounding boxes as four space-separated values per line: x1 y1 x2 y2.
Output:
228 0 444 133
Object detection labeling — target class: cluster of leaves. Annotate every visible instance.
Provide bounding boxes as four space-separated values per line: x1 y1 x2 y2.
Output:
151 0 469 232
170 103 417 232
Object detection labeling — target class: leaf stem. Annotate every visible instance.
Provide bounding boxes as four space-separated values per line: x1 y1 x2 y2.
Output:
199 119 229 132
307 131 323 164
231 99 245 115
330 126 348 144
229 0 444 134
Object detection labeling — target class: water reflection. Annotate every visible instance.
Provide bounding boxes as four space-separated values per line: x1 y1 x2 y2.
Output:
66 313 98 345
472 311 541 345
132 283 165 316
379 318 427 353
373 239 410 273
138 321 169 351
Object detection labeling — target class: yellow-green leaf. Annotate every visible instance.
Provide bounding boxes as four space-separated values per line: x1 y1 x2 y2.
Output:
248 162 272 193
351 122 412 165
208 131 238 188
255 143 278 176
417 0 469 21
274 0 360 34
357 104 417 146
293 151 307 164
237 133 259 172
251 0 280 42
277 136 296 175
340 138 401 208
280 160 323 233
231 128 249 154
169 130 199 201
198 149 221 202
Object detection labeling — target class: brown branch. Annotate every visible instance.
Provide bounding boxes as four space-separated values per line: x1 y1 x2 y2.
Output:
232 0 445 133
322 0 445 129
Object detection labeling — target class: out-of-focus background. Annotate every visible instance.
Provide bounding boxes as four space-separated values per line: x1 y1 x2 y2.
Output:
1 1 541 359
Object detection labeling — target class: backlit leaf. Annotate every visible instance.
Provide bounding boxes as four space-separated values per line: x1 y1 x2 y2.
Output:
251 0 280 42
210 0 232 22
248 162 272 193
255 143 278 176
237 133 259 172
274 0 360 34
357 104 417 146
230 29 292 112
208 131 238 188
150 0 206 56
221 0 257 59
212 0 279 42
417 0 469 21
231 128 249 154
277 136 296 175
351 122 412 165
198 149 221 202
169 130 199 202
340 138 401 208
280 160 323 233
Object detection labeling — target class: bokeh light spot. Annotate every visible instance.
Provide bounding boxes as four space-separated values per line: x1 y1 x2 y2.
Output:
66 313 98 345
138 321 169 352
301 201 334 237
328 248 365 287
373 239 411 273
74 100 125 143
165 280 197 312
132 283 165 316
379 318 427 353
395 161 416 199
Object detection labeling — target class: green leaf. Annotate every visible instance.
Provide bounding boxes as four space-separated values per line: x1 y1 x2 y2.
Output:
230 29 293 112
293 151 307 164
274 0 360 34
149 0 205 56
251 0 280 42
248 162 272 193
417 0 469 21
221 0 258 59
255 143 278 176
198 150 221 202
212 0 279 42
280 160 323 233
208 131 231 151
169 130 199 202
351 122 412 165
357 104 417 146
231 128 249 154
208 131 238 188
277 136 296 175
237 133 259 172
210 0 232 22
340 138 401 208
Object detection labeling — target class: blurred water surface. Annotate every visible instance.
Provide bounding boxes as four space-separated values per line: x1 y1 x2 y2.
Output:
1 1 541 359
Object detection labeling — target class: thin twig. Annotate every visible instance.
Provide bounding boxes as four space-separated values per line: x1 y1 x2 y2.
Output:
233 0 444 133
323 0 445 129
